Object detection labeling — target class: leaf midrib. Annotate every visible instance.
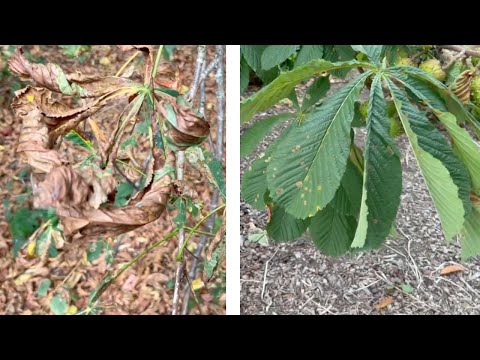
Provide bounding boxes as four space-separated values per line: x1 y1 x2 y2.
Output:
299 72 370 192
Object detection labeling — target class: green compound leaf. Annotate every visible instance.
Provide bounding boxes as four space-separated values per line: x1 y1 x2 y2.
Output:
387 78 467 242
241 59 374 123
351 74 402 250
266 72 370 219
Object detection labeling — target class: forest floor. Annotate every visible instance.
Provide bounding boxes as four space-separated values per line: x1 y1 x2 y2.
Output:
0 45 225 315
240 72 480 315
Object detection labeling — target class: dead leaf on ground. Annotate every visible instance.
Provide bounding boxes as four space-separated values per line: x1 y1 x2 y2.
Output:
374 296 394 310
440 264 466 276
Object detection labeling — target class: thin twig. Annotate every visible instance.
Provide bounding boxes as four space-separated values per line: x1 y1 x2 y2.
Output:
262 248 279 300
438 45 480 58
442 49 466 70
172 150 186 315
185 45 207 102
181 45 225 314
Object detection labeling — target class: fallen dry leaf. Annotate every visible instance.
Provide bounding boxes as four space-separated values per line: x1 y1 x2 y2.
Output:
440 264 466 275
374 296 394 310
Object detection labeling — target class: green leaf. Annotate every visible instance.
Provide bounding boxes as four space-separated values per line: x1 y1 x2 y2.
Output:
301 76 330 111
50 294 69 315
240 113 292 158
153 164 175 182
241 59 374 123
267 72 370 219
65 130 94 151
445 61 464 87
351 75 402 249
241 120 304 211
295 45 324 68
387 78 466 242
37 279 51 298
120 137 137 150
401 283 414 293
261 45 297 70
241 45 265 72
326 46 358 79
248 230 269 246
386 76 471 217
9 207 41 257
114 182 134 207
332 159 363 216
163 45 176 60
309 204 357 256
163 103 177 127
87 240 105 263
207 158 226 200
59 45 83 57
392 66 480 134
204 243 224 279
174 198 186 228
240 56 250 94
351 45 384 65
266 205 310 242
435 111 480 194
136 120 150 136
242 154 271 210
387 69 447 111
460 206 480 260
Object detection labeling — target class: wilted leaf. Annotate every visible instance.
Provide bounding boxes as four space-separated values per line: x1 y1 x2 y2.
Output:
440 264 466 275
374 296 393 310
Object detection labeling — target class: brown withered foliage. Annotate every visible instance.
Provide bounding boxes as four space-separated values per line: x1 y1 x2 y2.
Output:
9 47 210 242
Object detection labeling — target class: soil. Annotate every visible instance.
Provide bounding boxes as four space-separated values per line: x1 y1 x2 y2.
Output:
240 73 480 315
0 45 225 315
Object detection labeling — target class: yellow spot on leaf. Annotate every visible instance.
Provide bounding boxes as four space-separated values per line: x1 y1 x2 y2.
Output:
301 193 305 198
66 305 78 315
248 166 252 171
296 181 303 188
316 206 322 211
317 185 322 191
304 200 307 206
27 242 36 257
192 278 205 291
26 95 34 102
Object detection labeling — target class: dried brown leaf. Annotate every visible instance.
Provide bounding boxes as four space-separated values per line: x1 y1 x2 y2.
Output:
374 296 394 310
440 264 466 275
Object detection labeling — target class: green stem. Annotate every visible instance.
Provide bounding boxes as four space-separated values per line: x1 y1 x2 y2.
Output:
183 227 216 237
88 228 179 306
115 159 146 177
176 203 226 261
152 45 164 82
